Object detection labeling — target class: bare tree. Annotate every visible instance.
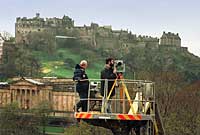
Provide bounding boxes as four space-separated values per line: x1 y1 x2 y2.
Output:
0 31 13 41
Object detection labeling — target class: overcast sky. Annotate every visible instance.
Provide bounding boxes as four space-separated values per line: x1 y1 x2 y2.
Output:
0 0 199 56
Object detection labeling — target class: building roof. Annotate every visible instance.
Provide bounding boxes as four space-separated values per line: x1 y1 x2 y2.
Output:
161 31 181 40
0 82 8 85
24 78 44 85
10 77 44 85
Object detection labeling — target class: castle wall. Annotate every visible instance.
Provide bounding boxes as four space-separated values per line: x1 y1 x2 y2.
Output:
159 32 181 47
0 38 3 63
15 13 74 44
15 14 182 50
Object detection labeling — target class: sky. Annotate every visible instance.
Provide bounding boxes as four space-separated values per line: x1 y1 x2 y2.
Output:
0 0 199 57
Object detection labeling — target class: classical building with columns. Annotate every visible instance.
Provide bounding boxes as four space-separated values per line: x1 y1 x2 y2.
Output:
0 77 75 116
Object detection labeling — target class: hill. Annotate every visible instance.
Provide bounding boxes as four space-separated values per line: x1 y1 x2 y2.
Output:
1 32 200 83
1 31 200 135
34 47 104 79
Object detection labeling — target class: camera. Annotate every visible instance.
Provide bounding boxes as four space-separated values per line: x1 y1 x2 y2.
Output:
114 60 125 73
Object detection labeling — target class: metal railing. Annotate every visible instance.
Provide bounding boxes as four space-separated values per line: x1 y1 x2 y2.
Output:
74 79 155 116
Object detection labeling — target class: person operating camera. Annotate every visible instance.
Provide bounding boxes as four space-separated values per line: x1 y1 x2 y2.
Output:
100 58 117 113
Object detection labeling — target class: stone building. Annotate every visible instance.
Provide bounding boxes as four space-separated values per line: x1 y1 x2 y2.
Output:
15 13 74 43
0 77 75 116
159 31 181 46
0 82 10 106
15 13 160 48
0 36 4 63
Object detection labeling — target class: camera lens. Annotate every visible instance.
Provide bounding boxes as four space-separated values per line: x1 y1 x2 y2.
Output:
117 62 122 66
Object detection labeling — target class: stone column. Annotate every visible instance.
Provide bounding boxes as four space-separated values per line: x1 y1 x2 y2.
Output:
20 90 22 108
38 90 41 103
36 90 39 105
16 89 21 107
15 89 18 101
2 93 5 106
25 90 27 109
7 91 11 104
30 90 32 108
61 95 63 111
0 93 2 106
13 90 16 102
11 90 13 102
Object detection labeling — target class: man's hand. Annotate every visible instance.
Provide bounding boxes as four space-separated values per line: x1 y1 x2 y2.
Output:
113 66 117 74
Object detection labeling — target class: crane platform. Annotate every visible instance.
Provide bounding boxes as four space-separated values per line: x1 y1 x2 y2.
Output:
73 79 165 135
75 112 153 121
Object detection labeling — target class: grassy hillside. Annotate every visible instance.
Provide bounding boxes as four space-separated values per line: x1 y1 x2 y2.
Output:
2 33 200 134
30 44 200 82
34 47 104 79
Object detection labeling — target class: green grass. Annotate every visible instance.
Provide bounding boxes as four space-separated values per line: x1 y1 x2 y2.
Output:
38 126 64 133
37 47 105 79
57 49 81 62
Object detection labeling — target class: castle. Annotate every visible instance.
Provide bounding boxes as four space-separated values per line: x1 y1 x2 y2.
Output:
160 31 181 46
0 36 3 63
15 13 182 49
15 13 74 43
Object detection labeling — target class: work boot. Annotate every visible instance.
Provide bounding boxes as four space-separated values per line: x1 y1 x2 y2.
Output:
73 106 80 112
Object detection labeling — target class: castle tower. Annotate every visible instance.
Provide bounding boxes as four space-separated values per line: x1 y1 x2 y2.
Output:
0 36 4 63
159 31 181 46
36 13 40 19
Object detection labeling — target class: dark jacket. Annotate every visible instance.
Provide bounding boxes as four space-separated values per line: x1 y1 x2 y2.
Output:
100 66 117 97
73 64 89 98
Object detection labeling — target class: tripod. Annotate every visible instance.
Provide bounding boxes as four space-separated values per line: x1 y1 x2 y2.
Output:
101 73 136 114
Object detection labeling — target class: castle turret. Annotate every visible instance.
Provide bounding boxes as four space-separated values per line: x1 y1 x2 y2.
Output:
36 13 40 19
159 31 181 46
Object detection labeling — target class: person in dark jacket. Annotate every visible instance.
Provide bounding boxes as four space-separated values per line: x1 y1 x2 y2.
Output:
100 58 117 113
73 60 89 112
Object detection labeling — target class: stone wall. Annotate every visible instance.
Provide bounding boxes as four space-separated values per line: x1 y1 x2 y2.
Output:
15 13 160 48
15 13 74 43
52 91 75 112
160 31 181 46
0 36 4 63
0 89 11 107
15 14 183 50
0 78 75 114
